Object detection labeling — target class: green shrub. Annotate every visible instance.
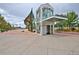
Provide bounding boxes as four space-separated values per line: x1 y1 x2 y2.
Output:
0 15 12 32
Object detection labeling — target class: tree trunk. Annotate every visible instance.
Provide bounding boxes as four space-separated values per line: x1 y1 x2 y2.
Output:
68 23 71 31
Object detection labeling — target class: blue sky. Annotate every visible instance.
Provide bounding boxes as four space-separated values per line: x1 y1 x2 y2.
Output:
0 3 79 28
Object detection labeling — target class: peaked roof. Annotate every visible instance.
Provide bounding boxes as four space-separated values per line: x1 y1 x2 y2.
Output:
36 3 53 13
24 9 34 25
39 3 53 8
26 9 34 19
29 8 34 18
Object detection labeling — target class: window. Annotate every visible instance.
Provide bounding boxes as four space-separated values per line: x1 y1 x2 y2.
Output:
42 8 53 19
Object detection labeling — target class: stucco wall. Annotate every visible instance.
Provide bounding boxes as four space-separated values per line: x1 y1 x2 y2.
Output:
42 21 54 25
41 21 54 35
42 25 47 35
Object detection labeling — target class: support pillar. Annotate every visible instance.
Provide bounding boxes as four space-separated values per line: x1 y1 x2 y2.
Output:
52 23 54 34
50 25 51 34
40 22 43 35
40 7 43 35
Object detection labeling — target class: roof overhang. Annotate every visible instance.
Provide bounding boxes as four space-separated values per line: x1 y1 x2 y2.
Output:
40 16 67 22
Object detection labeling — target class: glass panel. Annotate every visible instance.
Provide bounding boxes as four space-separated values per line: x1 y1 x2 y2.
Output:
42 8 53 19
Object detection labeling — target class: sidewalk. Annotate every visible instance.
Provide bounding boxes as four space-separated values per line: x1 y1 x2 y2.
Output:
0 29 79 55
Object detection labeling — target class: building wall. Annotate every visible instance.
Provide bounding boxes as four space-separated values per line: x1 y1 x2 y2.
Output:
42 21 54 25
36 4 54 35
36 4 53 22
42 25 47 35
41 21 54 35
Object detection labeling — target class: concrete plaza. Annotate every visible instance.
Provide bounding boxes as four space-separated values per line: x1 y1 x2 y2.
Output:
0 29 79 55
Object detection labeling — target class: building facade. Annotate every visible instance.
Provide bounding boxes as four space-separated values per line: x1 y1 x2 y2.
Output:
36 3 54 34
24 3 67 35
36 3 66 35
24 9 35 32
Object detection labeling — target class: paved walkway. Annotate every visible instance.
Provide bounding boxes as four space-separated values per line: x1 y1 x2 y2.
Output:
0 29 79 55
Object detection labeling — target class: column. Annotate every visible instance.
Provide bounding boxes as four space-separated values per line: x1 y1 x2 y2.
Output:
50 25 51 34
36 23 38 33
40 8 42 21
40 22 43 35
52 23 54 34
40 8 43 35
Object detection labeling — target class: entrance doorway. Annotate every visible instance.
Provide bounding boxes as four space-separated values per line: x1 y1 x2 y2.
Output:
47 25 50 34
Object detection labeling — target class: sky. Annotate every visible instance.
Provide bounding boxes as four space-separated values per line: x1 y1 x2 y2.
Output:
0 3 79 28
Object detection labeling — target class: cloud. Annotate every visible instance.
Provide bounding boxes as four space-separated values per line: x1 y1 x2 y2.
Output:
0 8 8 15
0 8 25 28
4 15 25 28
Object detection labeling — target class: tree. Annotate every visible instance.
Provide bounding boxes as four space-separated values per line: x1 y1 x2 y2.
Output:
55 11 78 31
66 11 78 30
0 14 12 32
55 21 64 30
75 18 79 31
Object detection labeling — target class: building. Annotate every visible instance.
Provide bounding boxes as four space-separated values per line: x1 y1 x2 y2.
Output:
24 9 35 32
24 3 67 35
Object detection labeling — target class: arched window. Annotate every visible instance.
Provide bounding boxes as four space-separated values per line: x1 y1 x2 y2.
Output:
42 8 53 19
